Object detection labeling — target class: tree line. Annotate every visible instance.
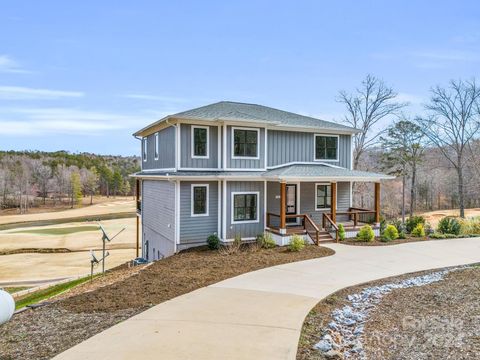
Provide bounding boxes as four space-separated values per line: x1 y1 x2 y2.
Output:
0 151 140 213
339 75 480 219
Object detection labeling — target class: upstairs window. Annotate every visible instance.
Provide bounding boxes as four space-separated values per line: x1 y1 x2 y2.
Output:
192 126 209 158
143 137 148 162
232 192 258 222
154 132 159 160
191 184 209 216
233 128 259 158
315 135 338 161
315 184 331 210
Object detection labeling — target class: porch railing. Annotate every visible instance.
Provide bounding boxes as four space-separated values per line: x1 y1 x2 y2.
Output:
322 213 339 242
266 212 320 245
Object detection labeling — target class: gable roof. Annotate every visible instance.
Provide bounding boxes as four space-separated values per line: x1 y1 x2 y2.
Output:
133 101 359 136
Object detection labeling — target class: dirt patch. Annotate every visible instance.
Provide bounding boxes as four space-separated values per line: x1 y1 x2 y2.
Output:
364 267 480 359
1 245 333 359
297 266 480 360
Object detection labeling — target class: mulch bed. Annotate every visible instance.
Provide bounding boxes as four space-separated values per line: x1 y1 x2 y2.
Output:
297 265 480 360
0 244 333 360
342 236 430 246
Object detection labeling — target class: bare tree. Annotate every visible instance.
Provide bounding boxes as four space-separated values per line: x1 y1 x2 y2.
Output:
415 79 480 218
338 74 407 169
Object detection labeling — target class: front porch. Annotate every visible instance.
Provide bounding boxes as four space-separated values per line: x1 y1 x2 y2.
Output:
265 181 381 244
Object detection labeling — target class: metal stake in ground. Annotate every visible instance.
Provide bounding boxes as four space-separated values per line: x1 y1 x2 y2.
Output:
98 224 125 274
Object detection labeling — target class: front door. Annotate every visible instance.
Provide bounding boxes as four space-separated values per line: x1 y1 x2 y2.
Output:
286 184 297 224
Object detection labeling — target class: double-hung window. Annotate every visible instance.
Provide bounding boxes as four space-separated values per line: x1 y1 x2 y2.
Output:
192 126 209 158
232 192 258 223
154 132 159 160
314 135 338 161
143 137 148 162
315 184 331 210
191 184 209 216
233 128 259 158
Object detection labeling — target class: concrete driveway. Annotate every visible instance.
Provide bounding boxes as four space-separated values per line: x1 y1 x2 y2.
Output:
54 238 480 360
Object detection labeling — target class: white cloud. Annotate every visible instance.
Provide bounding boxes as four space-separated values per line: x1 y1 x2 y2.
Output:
0 107 147 136
0 86 84 100
0 55 30 74
123 93 188 102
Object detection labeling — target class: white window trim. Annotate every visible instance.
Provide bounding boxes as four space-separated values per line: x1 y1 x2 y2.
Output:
191 125 210 159
143 137 148 162
231 191 260 224
314 183 335 211
231 127 260 160
154 132 159 160
191 184 209 217
314 134 340 162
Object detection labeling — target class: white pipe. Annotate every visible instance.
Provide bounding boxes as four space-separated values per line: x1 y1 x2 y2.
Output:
0 289 15 325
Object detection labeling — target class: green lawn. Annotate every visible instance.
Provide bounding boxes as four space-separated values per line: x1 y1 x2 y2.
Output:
14 275 99 310
4 286 30 294
11 225 100 235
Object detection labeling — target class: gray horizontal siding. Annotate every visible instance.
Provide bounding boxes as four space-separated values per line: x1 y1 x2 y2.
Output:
226 181 265 239
226 126 265 169
267 130 351 169
142 180 176 259
180 124 219 169
266 181 351 226
300 182 351 224
179 181 219 244
142 126 176 170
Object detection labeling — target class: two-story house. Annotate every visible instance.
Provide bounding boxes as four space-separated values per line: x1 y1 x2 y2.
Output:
132 101 393 260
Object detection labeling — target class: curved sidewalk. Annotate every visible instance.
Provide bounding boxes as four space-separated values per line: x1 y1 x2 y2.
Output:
54 238 480 360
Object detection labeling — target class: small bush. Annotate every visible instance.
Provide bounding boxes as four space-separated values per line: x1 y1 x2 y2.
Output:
288 234 306 252
256 232 276 249
398 231 407 239
411 223 425 237
338 224 346 241
382 224 399 242
207 234 220 250
459 217 480 235
219 235 242 255
357 224 375 242
405 216 425 233
430 232 446 239
437 217 461 235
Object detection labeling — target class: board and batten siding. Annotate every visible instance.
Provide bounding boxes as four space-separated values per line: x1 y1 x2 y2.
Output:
180 124 219 169
142 180 176 259
267 130 351 169
226 126 266 169
179 181 219 245
142 126 176 170
226 181 265 239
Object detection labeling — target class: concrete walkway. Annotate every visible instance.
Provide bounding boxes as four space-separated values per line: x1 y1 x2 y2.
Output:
54 238 480 360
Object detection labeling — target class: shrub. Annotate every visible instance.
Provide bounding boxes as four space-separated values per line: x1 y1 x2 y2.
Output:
256 232 276 249
288 234 306 252
207 234 220 250
411 223 425 237
382 224 399 242
437 217 461 235
338 224 346 241
356 224 375 242
398 231 407 239
430 232 446 239
459 217 480 235
405 216 425 233
220 235 242 255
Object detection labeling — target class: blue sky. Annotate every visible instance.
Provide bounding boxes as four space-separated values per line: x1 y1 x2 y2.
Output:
1 1 479 156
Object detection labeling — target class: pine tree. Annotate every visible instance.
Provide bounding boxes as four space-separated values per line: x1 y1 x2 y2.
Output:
70 172 82 208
